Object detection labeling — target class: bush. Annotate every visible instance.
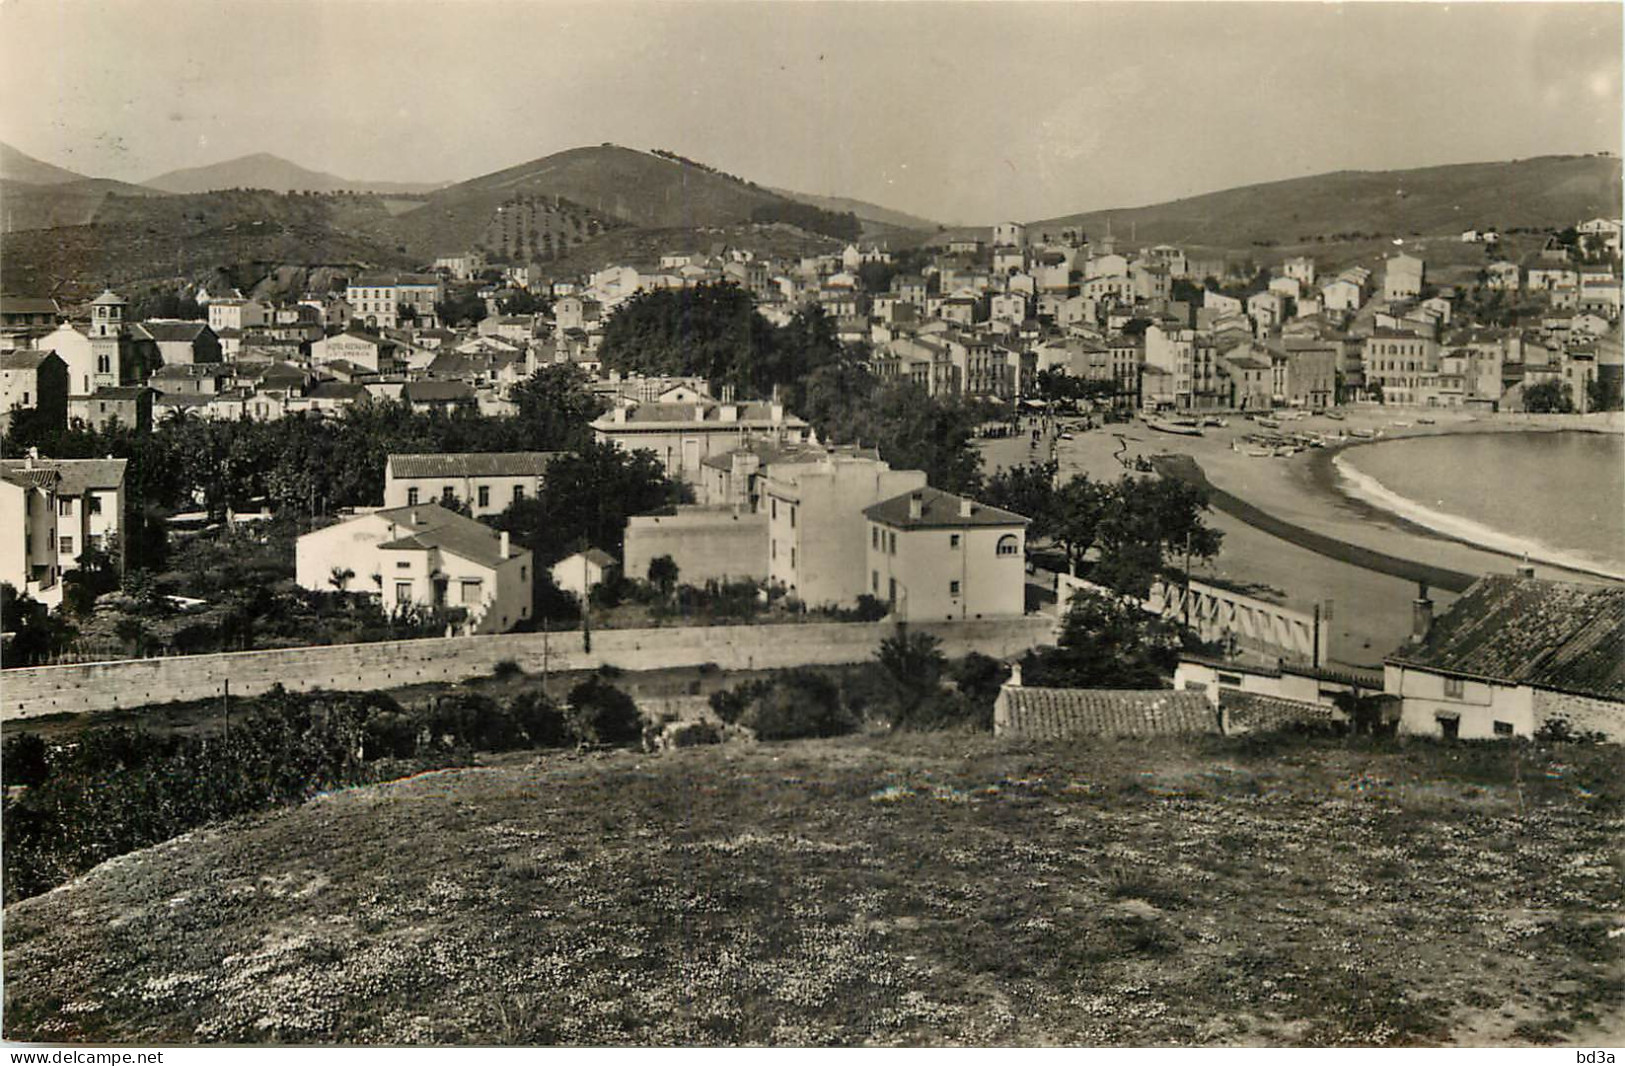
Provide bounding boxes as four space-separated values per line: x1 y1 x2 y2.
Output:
2 733 51 788
509 691 570 748
740 669 856 741
566 676 643 746
492 659 525 681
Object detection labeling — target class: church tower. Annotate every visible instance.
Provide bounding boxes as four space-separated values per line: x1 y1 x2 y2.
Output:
87 289 129 388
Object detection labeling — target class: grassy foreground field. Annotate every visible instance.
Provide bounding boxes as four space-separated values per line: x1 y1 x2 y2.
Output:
4 734 1622 1046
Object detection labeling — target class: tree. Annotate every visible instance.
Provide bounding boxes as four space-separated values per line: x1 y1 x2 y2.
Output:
509 365 605 450
1523 380 1575 414
1051 474 1110 575
1587 374 1622 412
61 548 120 619
983 460 1058 542
1022 585 1180 689
565 675 643 746
647 555 679 599
0 584 71 666
875 630 948 724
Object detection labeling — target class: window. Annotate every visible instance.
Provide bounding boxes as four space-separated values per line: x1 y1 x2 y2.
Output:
1493 721 1515 738
889 532 897 555
477 485 490 508
771 499 777 520
59 498 73 516
1443 677 1464 699
513 485 525 502
996 534 1020 556
395 581 413 604
88 534 103 551
59 536 74 557
407 487 420 506
460 578 483 605
950 533 960 549
790 547 796 568
771 539 776 560
949 580 961 597
872 571 879 593
396 560 411 570
441 487 455 506
872 526 879 550
520 566 527 580
790 506 796 528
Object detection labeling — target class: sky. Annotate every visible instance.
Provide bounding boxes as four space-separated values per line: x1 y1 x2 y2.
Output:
0 0 1619 225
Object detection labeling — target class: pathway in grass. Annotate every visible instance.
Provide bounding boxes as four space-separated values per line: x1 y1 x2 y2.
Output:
5 735 1621 1046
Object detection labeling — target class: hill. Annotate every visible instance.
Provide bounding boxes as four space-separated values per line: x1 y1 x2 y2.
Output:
4 733 1620 1045
143 152 445 196
0 142 93 185
1026 155 1624 249
2 142 169 233
768 186 940 234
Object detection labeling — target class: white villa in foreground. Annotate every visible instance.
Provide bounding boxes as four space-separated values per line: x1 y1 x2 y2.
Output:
295 503 533 635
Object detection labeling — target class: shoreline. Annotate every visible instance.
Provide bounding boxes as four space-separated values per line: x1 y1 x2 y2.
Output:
1323 437 1625 583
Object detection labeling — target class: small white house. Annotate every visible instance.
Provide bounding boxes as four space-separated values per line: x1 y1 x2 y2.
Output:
551 548 618 602
295 503 533 635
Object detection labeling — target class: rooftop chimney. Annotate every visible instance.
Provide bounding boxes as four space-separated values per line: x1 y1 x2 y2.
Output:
1516 554 1536 579
1411 581 1433 644
500 530 510 559
908 491 924 520
410 509 420 526
960 497 974 518
1007 661 1023 688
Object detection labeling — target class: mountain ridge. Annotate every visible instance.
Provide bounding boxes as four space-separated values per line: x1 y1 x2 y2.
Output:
142 152 446 196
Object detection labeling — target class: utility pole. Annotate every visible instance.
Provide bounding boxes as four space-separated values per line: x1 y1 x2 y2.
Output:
1182 529 1193 631
1312 603 1321 672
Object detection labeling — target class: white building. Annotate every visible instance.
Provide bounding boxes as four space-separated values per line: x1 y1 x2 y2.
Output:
1385 575 1625 741
384 452 564 518
863 486 1028 622
295 503 533 635
763 451 926 609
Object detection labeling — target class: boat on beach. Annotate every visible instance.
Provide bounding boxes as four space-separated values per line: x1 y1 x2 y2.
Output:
1148 419 1204 437
1254 416 1282 429
1324 411 1345 421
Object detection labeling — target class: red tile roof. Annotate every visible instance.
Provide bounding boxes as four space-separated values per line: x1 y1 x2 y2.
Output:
1386 575 1625 702
998 687 1218 739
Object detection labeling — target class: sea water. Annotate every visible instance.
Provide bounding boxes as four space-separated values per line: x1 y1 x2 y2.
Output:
1333 431 1625 578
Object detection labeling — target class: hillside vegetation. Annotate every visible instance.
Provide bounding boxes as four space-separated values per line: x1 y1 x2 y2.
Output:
4 734 1620 1046
1026 155 1623 249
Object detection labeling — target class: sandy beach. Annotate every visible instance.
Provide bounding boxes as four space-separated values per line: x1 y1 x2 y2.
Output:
983 407 1624 670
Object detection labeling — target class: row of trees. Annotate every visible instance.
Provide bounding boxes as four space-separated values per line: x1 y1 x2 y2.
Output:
980 459 1222 599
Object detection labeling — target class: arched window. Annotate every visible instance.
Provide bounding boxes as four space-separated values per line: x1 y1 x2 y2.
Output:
996 534 1020 557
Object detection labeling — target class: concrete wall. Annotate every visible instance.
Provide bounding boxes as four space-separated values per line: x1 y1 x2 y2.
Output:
2 616 1058 721
624 507 768 586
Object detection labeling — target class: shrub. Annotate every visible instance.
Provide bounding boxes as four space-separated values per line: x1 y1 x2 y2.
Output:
2 733 51 788
566 676 643 746
492 659 525 681
745 669 856 741
509 691 570 748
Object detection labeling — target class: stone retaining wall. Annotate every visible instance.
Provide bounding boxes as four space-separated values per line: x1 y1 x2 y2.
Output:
3 616 1059 720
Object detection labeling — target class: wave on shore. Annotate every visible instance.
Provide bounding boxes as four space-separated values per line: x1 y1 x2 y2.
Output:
1331 453 1625 582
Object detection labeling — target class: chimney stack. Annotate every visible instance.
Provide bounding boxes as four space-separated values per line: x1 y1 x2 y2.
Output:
1516 554 1536 579
908 491 924 520
1007 661 1022 688
500 530 510 559
960 496 974 518
1411 581 1433 644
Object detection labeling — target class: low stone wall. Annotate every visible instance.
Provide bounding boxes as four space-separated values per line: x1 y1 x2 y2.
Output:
2 616 1059 721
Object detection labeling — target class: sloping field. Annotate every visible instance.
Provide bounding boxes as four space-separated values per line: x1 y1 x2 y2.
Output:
4 735 1621 1046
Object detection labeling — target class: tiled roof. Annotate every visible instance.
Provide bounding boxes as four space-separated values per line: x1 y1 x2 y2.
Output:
998 687 1218 739
388 452 562 479
1219 690 1343 734
864 486 1026 530
0 296 61 316
597 401 808 428
0 466 59 491
308 382 368 400
1386 575 1625 702
371 503 518 569
403 381 476 402
0 349 60 370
